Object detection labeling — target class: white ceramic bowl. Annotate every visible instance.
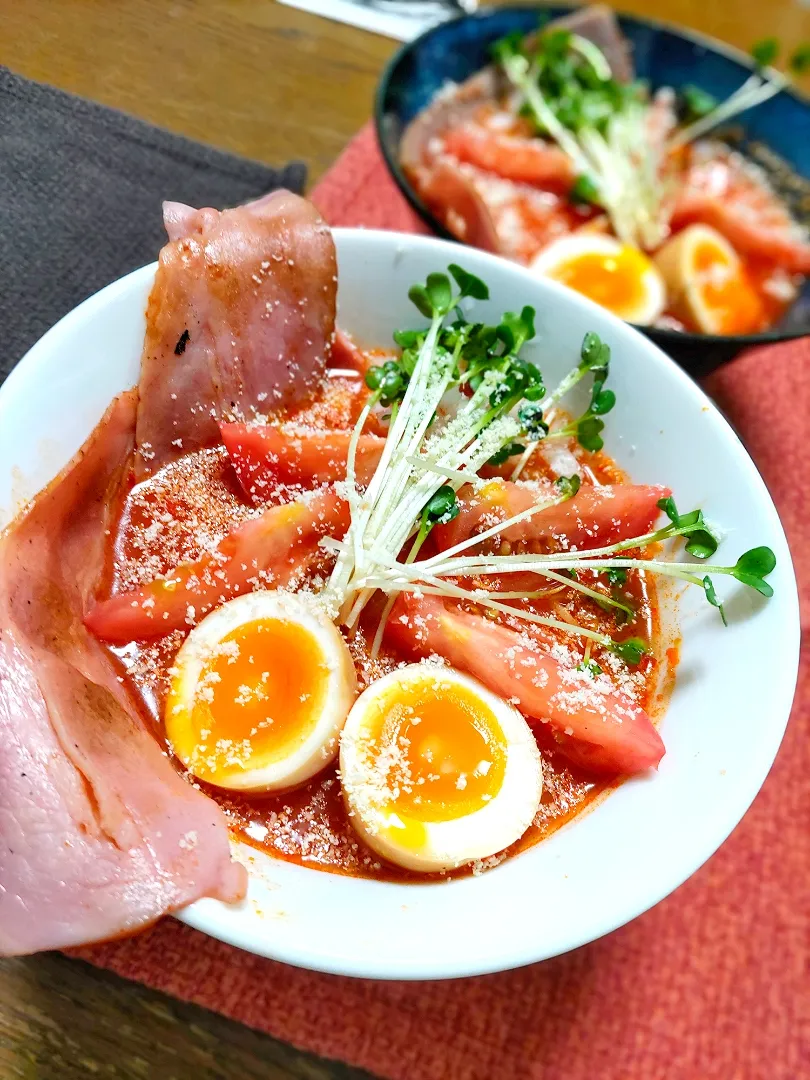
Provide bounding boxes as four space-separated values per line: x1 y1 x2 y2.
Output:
0 230 799 979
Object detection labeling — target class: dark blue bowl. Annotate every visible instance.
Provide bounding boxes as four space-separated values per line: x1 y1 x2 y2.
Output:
375 5 810 375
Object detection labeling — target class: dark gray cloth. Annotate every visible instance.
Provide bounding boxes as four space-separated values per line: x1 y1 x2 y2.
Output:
0 66 306 380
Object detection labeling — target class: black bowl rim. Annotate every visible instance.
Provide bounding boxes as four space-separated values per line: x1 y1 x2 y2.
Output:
374 2 810 350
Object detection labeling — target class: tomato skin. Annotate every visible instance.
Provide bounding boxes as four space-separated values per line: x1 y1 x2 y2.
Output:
84 491 349 643
434 481 670 553
220 423 385 501
386 593 665 775
442 127 575 190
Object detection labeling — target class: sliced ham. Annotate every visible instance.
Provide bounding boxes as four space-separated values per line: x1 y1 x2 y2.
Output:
135 191 337 478
0 394 246 957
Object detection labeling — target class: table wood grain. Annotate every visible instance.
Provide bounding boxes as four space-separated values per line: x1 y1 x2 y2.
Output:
1 1 808 1077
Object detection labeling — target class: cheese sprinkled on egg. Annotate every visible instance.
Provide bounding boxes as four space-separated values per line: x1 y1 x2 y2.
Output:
166 591 356 793
340 664 543 872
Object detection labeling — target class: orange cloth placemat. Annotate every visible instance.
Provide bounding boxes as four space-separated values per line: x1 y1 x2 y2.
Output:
80 125 810 1080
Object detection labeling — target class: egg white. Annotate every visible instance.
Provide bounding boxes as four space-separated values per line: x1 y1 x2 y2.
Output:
653 224 740 333
340 664 543 872
531 233 666 325
166 590 357 793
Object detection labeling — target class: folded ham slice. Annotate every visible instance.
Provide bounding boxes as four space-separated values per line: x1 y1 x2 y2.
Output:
135 190 337 477
0 393 246 957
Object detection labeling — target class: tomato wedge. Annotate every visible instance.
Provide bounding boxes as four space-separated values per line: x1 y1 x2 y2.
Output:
330 328 371 374
220 423 385 501
442 127 575 190
434 480 670 553
85 491 349 643
386 593 665 775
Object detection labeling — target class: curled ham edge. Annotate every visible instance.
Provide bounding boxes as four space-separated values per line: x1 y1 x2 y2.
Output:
0 393 246 958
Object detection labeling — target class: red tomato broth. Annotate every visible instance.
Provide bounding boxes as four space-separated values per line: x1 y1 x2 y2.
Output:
100 360 671 882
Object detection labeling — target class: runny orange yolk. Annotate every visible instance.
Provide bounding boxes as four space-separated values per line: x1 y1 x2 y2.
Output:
691 240 766 335
173 618 329 780
371 681 508 822
549 248 651 318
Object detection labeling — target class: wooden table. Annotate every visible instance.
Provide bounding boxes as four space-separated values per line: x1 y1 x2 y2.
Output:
1 1 808 1077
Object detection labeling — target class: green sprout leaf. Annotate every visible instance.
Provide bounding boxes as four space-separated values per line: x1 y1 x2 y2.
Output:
751 37 779 69
576 659 603 677
732 546 777 596
490 30 524 67
679 84 718 122
570 174 602 205
576 415 605 452
590 386 616 415
426 273 452 316
657 496 679 525
364 367 383 391
606 568 627 586
423 485 460 526
580 332 611 375
448 264 490 301
497 306 537 353
366 359 409 405
408 284 434 319
790 43 810 74
518 401 549 439
703 576 727 626
556 474 582 499
611 637 650 665
655 498 719 559
487 441 526 467
393 329 423 349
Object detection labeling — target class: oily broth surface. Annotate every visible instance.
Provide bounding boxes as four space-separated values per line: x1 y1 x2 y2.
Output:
104 372 662 881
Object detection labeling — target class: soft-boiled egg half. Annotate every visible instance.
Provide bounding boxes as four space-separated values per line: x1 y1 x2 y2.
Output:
531 233 666 325
340 664 543 872
653 223 765 335
166 591 357 792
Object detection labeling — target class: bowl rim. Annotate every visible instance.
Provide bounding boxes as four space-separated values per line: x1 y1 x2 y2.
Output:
1 226 801 979
374 2 810 351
